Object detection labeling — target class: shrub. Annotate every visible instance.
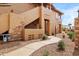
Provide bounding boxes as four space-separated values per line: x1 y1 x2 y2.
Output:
45 33 49 36
42 35 48 40
67 31 75 41
43 50 49 56
58 40 65 51
62 34 65 38
52 33 54 35
62 28 65 31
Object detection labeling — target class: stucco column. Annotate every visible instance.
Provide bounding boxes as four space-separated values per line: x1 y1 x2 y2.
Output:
40 3 45 35
74 18 79 48
8 12 12 34
8 13 10 32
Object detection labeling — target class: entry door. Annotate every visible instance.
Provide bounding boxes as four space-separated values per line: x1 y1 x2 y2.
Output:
59 24 61 33
45 19 49 35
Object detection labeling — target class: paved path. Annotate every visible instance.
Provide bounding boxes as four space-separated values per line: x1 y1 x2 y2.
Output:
3 36 62 56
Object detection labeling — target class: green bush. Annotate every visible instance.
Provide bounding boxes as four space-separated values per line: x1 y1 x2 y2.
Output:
45 33 49 36
42 35 48 40
62 28 65 31
43 50 49 56
58 40 65 51
67 31 75 41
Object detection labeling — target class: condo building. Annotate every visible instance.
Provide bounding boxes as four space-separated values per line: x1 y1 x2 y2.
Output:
0 3 63 41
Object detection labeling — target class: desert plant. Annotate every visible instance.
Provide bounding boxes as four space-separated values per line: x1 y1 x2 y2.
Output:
43 50 49 56
62 28 65 31
62 33 65 38
58 40 65 51
45 33 49 36
52 33 54 35
42 35 48 40
67 31 75 41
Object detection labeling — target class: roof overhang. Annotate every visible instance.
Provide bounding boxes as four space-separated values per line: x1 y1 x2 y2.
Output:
51 4 64 15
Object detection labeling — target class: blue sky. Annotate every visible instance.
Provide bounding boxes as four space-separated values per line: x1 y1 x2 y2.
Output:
53 3 79 26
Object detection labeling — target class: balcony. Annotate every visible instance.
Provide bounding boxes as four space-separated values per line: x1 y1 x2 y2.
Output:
43 7 52 19
56 18 62 24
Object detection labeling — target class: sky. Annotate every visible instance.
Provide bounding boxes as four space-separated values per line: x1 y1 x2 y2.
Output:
53 3 79 26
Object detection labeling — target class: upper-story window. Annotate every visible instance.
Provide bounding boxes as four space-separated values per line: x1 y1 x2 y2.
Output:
56 12 61 19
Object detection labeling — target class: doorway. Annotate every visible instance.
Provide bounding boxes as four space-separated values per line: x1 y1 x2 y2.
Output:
59 24 61 33
44 19 50 35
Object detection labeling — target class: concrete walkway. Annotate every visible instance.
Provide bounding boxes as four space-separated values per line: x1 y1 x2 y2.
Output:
4 36 62 56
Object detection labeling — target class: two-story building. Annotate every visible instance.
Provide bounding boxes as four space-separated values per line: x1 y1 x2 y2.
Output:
0 3 63 41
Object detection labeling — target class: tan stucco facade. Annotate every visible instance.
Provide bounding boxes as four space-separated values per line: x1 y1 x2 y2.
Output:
74 18 79 47
0 3 63 41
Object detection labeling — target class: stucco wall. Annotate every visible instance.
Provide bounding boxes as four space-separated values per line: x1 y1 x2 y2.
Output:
9 13 23 33
20 7 40 25
74 18 79 46
43 7 51 19
0 13 9 34
0 4 62 38
0 3 36 14
43 7 62 35
50 10 62 34
10 3 36 14
24 29 43 40
9 7 40 33
50 10 56 35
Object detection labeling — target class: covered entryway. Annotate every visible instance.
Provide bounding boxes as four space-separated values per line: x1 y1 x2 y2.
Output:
59 24 62 33
44 19 50 35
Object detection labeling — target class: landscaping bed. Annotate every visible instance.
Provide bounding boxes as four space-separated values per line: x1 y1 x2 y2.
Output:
31 34 75 56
